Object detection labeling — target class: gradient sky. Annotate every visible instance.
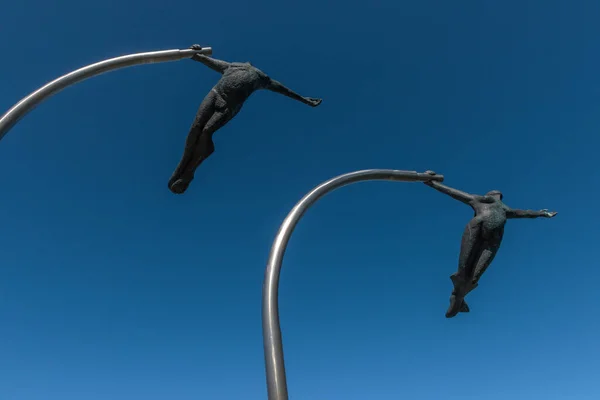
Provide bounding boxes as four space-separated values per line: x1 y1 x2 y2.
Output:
1 1 599 399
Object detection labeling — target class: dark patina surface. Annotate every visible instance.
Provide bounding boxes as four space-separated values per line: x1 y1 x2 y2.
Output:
169 44 322 194
423 171 557 318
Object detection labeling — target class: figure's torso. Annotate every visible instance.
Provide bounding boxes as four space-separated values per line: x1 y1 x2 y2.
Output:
214 63 270 104
472 197 508 235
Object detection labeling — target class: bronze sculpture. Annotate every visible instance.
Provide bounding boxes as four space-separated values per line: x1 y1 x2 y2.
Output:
423 172 557 318
168 44 322 194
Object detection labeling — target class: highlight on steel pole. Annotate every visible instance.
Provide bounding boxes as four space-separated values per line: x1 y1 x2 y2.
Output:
0 45 213 141
261 168 558 400
261 169 445 400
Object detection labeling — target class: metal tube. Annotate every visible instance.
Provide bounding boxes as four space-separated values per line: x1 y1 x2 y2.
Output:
262 169 445 400
0 46 213 141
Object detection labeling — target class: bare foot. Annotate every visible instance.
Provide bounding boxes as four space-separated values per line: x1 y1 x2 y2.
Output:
445 295 461 318
169 178 191 194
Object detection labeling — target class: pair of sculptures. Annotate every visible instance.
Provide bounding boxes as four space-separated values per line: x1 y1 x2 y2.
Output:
174 44 557 318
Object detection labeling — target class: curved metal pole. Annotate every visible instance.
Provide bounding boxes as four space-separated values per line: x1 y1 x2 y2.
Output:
262 169 445 400
0 46 213 141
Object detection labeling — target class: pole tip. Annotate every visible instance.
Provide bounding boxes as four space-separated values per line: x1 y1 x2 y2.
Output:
198 47 212 56
418 171 444 182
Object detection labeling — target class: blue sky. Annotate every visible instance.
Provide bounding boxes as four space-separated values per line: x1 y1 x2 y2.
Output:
1 1 598 399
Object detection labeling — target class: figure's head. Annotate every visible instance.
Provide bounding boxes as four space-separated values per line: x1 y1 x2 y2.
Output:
486 190 503 200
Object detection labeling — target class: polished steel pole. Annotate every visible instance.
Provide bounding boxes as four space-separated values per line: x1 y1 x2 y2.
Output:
262 169 445 400
0 46 213 141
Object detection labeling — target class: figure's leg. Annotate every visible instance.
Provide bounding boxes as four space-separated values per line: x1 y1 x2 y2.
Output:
472 244 500 285
446 220 483 318
453 219 484 287
169 108 236 194
168 91 217 190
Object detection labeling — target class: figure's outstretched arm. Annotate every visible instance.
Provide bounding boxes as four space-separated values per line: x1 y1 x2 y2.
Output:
191 54 231 74
424 180 475 204
266 79 322 107
506 208 557 219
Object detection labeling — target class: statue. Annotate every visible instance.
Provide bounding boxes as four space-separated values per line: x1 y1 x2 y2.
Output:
168 44 323 194
423 172 557 318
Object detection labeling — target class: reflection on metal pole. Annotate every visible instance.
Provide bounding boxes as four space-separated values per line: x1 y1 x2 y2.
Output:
0 46 213 141
262 169 445 400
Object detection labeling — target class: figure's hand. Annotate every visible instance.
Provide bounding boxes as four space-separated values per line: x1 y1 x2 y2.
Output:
423 170 437 186
305 97 322 107
189 44 203 50
540 209 557 218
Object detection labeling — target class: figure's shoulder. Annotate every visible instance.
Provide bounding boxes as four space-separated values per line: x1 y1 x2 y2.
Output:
248 63 267 75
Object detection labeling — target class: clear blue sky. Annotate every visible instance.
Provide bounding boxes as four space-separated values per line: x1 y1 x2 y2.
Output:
1 1 598 399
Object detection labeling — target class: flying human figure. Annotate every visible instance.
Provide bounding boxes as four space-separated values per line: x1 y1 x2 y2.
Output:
423 172 557 318
169 44 322 194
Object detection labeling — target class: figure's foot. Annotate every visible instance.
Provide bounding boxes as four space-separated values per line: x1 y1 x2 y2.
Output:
168 165 197 194
169 178 191 194
168 166 185 188
445 295 461 318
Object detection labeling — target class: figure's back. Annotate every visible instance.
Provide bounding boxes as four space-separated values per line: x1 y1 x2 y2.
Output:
474 197 508 231
215 63 270 102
